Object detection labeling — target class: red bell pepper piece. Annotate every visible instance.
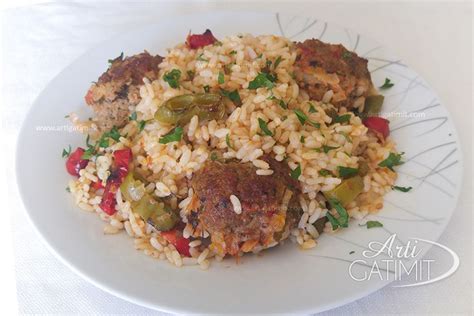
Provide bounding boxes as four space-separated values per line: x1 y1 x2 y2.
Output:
186 29 217 49
363 117 390 139
161 229 191 257
99 148 133 215
113 148 132 169
66 147 89 176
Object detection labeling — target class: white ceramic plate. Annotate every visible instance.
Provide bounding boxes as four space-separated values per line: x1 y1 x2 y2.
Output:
16 11 463 314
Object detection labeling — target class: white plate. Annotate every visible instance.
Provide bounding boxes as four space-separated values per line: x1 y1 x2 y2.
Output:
16 11 463 314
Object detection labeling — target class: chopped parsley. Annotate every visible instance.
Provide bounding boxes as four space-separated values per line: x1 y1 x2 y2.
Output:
378 152 404 171
273 56 282 69
294 109 307 125
108 52 123 65
218 71 225 84
229 50 237 55
196 53 209 62
333 114 351 124
210 152 218 161
290 163 301 180
308 103 317 113
107 126 121 141
318 169 332 176
360 220 384 229
342 51 352 60
129 112 137 121
226 134 235 150
159 127 183 144
62 145 71 158
220 89 242 106
81 146 96 160
326 198 349 229
138 120 147 132
268 95 288 109
258 118 273 136
338 166 359 179
248 72 276 90
65 186 71 193
293 109 320 128
392 185 412 192
349 250 355 255
380 78 395 89
339 132 352 143
187 70 195 80
316 145 339 154
300 135 305 143
163 69 181 89
203 85 210 93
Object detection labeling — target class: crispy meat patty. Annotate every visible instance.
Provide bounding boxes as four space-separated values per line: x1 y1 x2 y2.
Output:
191 156 300 256
294 39 374 108
85 52 163 131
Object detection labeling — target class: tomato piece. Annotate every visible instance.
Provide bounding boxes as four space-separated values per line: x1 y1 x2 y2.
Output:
363 117 390 139
114 148 132 170
66 147 89 176
161 229 191 257
186 29 217 49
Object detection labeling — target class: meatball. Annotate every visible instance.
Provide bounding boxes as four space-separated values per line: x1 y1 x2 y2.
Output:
190 156 300 256
84 51 163 131
294 39 374 109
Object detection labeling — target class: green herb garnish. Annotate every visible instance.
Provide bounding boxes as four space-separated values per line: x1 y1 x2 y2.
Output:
338 166 359 179
218 71 225 84
392 185 412 192
187 70 195 80
229 50 237 55
290 163 301 180
226 134 234 150
220 89 242 106
108 52 123 65
273 56 282 69
138 120 146 132
380 78 394 89
349 251 355 254
327 198 349 229
318 169 332 176
62 145 71 158
159 126 183 144
129 112 137 121
294 109 307 125
333 114 351 124
196 53 209 62
316 145 339 154
258 118 273 136
308 103 317 113
163 69 181 89
248 72 276 90
210 152 218 161
300 136 305 143
203 85 210 93
360 221 383 229
65 187 71 193
342 51 352 60
378 152 404 171
108 126 121 141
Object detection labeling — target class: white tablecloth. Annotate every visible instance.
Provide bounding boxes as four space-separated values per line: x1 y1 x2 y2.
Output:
4 1 472 314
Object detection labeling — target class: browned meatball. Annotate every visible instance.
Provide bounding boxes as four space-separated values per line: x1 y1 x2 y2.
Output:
190 156 300 256
84 51 163 131
294 39 374 109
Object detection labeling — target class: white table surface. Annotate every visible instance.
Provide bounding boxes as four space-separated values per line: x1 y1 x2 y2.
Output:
3 1 472 314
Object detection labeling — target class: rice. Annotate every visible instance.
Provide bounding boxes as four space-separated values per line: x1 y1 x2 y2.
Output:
230 195 242 214
68 33 398 269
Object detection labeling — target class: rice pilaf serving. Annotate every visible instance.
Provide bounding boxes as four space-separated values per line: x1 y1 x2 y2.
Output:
65 30 401 269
